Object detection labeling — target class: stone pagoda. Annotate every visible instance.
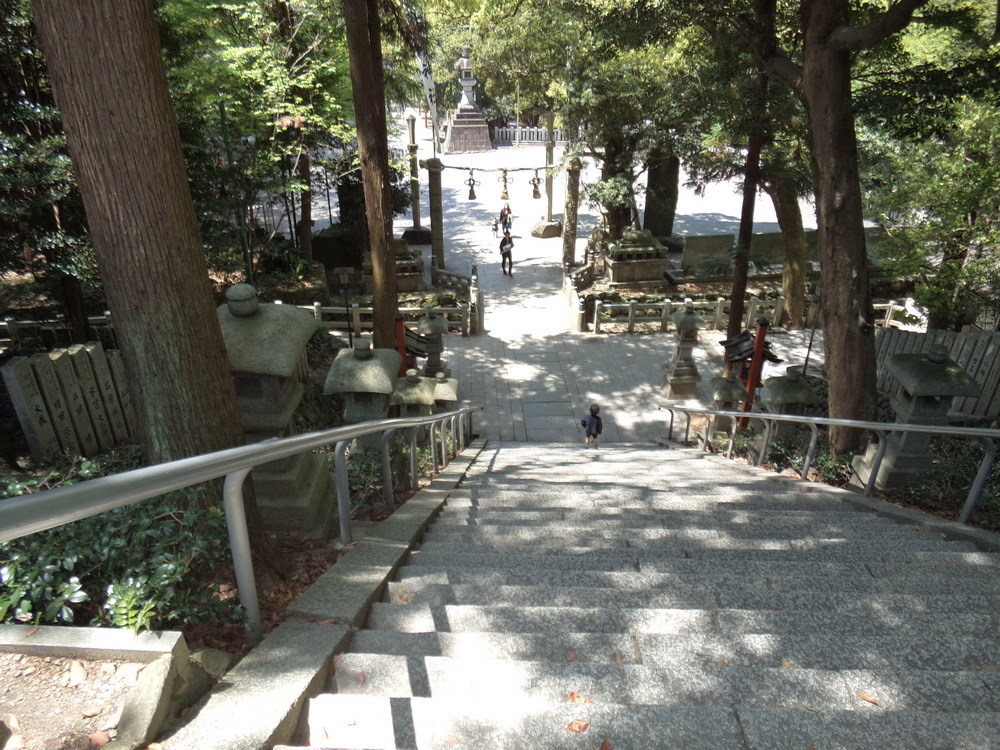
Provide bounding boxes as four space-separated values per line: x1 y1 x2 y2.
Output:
442 45 492 154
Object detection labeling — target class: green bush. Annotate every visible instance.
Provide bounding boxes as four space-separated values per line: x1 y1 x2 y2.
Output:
0 490 237 631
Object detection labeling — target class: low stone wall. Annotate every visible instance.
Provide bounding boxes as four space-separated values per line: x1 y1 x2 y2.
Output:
605 256 669 283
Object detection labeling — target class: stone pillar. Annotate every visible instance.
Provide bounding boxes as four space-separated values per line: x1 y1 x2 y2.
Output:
852 344 980 490
663 303 704 399
531 114 562 239
562 156 582 269
402 115 432 245
423 157 445 270
417 307 450 377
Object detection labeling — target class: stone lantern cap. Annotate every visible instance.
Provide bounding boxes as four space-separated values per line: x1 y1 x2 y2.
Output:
417 308 450 336
389 369 436 406
886 345 980 398
217 286 318 378
671 303 704 331
323 346 402 395
433 371 459 402
762 366 819 405
710 374 749 404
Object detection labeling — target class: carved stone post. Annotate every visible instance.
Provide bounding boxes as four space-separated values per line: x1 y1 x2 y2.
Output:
402 115 431 245
422 157 445 270
530 113 563 239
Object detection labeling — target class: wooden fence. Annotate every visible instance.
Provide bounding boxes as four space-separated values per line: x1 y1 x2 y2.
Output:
875 327 1000 419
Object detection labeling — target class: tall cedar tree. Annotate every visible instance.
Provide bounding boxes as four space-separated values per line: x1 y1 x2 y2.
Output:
32 0 280 571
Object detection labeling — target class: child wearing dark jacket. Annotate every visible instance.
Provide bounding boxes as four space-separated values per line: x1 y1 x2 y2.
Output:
581 404 602 449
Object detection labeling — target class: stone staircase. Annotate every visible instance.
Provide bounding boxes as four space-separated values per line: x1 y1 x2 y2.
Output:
279 442 1000 749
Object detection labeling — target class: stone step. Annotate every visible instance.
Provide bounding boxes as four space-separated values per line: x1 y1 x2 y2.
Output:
426 518 946 540
432 507 909 526
333 653 1000 714
366 602 1000 640
383 580 997 615
417 533 976 554
406 545 995 571
738 709 1000 750
395 567 1000 596
303 694 743 749
348 629 1000 673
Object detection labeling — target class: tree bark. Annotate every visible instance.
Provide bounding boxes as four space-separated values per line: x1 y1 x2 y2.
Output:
33 0 281 571
601 135 632 240
799 0 878 453
643 147 679 238
342 0 397 348
765 177 808 328
727 130 766 340
296 147 314 262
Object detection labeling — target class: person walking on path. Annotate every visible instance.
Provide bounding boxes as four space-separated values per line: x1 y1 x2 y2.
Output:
499 203 512 232
581 404 602 448
499 229 514 276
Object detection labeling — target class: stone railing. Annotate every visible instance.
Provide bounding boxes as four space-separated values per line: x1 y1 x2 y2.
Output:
294 302 471 337
492 126 568 144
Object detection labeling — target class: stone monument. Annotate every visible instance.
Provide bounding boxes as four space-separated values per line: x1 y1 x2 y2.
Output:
442 45 492 154
216 284 333 536
663 302 704 399
852 344 980 490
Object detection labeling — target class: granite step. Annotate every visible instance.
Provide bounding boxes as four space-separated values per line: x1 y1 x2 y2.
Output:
395 567 1000 596
383 580 998 614
348 629 1000 673
365 602 1000 640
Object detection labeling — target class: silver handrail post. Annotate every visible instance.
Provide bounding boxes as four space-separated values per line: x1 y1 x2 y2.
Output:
802 423 819 478
380 428 397 513
408 426 420 491
429 422 439 472
222 468 262 645
334 440 353 543
959 437 997 524
864 430 889 496
439 417 449 464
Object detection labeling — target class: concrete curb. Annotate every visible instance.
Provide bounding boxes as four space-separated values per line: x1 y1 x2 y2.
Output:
159 439 487 750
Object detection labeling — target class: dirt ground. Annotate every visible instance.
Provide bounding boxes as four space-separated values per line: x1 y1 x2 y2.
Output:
0 652 140 749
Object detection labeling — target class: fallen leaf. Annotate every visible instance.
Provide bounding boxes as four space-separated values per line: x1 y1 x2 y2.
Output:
24 626 39 638
983 665 1000 673
859 692 881 706
69 660 88 687
147 744 164 750
600 742 614 750
88 730 112 747
446 735 461 745
80 706 103 718
612 654 624 665
780 659 792 669
398 594 410 603
566 650 577 662
569 691 584 703
803 706 817 712
567 719 590 733
357 671 366 685
715 659 728 667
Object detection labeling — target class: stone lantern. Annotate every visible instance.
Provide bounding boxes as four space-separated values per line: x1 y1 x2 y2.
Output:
760 366 820 438
852 344 980 490
217 284 332 535
432 371 460 413
663 302 704 399
709 373 750 433
417 307 450 377
389 369 436 418
324 342 402 450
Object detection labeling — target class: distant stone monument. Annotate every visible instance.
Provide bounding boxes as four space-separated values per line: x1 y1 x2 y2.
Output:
442 45 492 154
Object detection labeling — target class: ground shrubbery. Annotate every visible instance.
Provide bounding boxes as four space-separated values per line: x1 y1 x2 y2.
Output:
0 453 239 631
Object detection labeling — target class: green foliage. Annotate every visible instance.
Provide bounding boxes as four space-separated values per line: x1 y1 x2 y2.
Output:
0 450 238 632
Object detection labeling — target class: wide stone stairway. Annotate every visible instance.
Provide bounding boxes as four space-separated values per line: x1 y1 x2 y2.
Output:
283 442 1000 750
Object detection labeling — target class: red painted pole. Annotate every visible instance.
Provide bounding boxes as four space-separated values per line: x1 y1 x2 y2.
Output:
740 318 769 427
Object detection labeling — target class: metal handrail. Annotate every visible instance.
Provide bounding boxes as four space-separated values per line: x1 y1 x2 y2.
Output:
0 407 480 642
663 405 999 526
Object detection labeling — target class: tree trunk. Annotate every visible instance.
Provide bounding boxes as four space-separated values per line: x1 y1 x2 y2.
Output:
33 0 281 572
342 0 397 348
765 177 808 328
727 130 765 340
643 147 679 238
801 0 877 453
296 147 314 262
601 135 632 241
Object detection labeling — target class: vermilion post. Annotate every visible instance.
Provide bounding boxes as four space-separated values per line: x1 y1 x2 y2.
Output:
740 317 770 428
